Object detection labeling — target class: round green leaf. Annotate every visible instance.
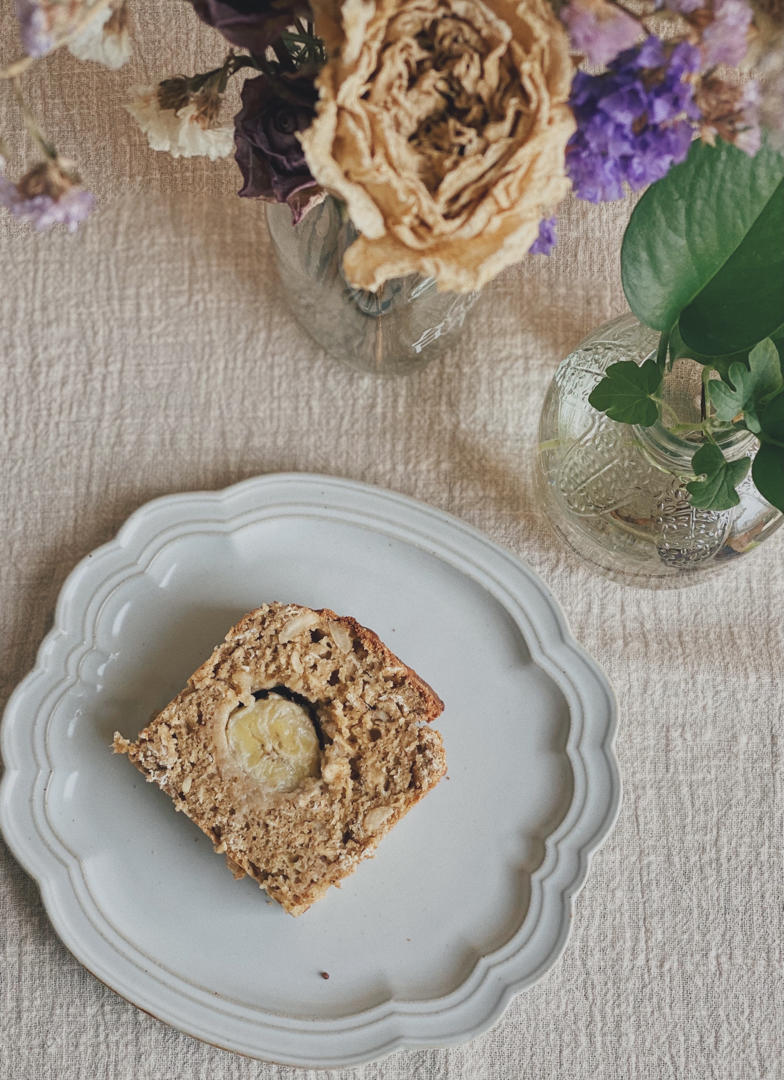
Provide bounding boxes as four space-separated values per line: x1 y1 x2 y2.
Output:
679 179 784 355
752 443 784 511
667 321 744 381
621 140 784 350
759 391 784 444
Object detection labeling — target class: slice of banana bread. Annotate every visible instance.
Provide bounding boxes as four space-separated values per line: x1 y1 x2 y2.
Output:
113 602 446 915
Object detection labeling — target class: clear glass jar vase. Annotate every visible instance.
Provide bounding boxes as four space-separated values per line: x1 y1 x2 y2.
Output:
266 196 480 375
537 313 783 586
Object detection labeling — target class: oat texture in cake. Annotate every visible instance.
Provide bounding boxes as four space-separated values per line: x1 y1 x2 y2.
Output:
113 603 446 915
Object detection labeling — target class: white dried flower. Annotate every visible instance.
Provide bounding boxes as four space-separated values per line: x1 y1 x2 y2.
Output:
126 86 183 152
68 1 132 69
126 85 234 161
170 102 235 160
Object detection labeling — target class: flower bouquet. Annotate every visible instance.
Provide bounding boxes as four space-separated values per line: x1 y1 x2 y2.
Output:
3 0 780 259
1 0 782 374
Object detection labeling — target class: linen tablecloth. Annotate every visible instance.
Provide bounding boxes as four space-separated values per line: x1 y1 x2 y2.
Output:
1 6 782 1078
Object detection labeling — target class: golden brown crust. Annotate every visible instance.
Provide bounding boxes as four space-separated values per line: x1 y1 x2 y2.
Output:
314 607 445 721
113 602 446 915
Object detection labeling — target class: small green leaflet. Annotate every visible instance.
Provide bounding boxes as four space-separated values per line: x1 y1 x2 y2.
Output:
686 443 750 510
707 338 783 432
752 443 784 511
707 363 754 423
588 358 662 426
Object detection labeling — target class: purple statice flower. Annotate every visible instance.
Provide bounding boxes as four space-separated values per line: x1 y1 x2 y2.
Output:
190 0 310 55
566 37 700 202
5 187 95 231
14 0 54 57
529 217 557 255
733 82 761 156
234 70 319 221
560 0 640 67
701 0 753 68
696 75 762 156
757 38 784 152
664 0 702 13
0 161 95 232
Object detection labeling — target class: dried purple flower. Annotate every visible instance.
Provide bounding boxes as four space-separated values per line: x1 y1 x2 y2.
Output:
701 0 753 67
566 37 700 202
560 0 640 67
733 82 762 155
15 0 55 57
696 74 761 155
0 158 94 231
234 70 320 221
14 0 115 58
757 32 784 151
189 0 310 54
529 217 557 255
663 0 703 14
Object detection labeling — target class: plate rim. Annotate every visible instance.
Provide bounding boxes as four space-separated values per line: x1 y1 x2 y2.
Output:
0 472 621 1067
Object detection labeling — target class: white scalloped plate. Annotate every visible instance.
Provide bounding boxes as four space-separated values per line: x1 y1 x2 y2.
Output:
0 474 619 1068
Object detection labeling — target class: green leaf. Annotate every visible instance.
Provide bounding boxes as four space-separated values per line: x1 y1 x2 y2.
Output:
706 340 783 432
622 139 784 355
749 337 784 399
680 181 784 355
752 443 784 510
707 362 755 425
759 390 784 445
588 358 662 426
686 443 750 510
667 321 744 382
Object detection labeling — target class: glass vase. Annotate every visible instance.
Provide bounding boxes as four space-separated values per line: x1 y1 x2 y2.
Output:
537 313 783 587
266 196 480 375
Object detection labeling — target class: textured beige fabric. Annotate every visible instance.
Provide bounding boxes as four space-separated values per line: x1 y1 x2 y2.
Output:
1 4 783 1079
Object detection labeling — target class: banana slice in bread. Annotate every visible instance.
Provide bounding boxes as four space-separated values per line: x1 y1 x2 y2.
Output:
226 693 321 791
113 602 446 915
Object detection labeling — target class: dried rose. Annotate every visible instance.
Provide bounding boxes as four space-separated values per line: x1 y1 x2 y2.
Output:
234 70 321 220
189 0 311 54
300 0 575 293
